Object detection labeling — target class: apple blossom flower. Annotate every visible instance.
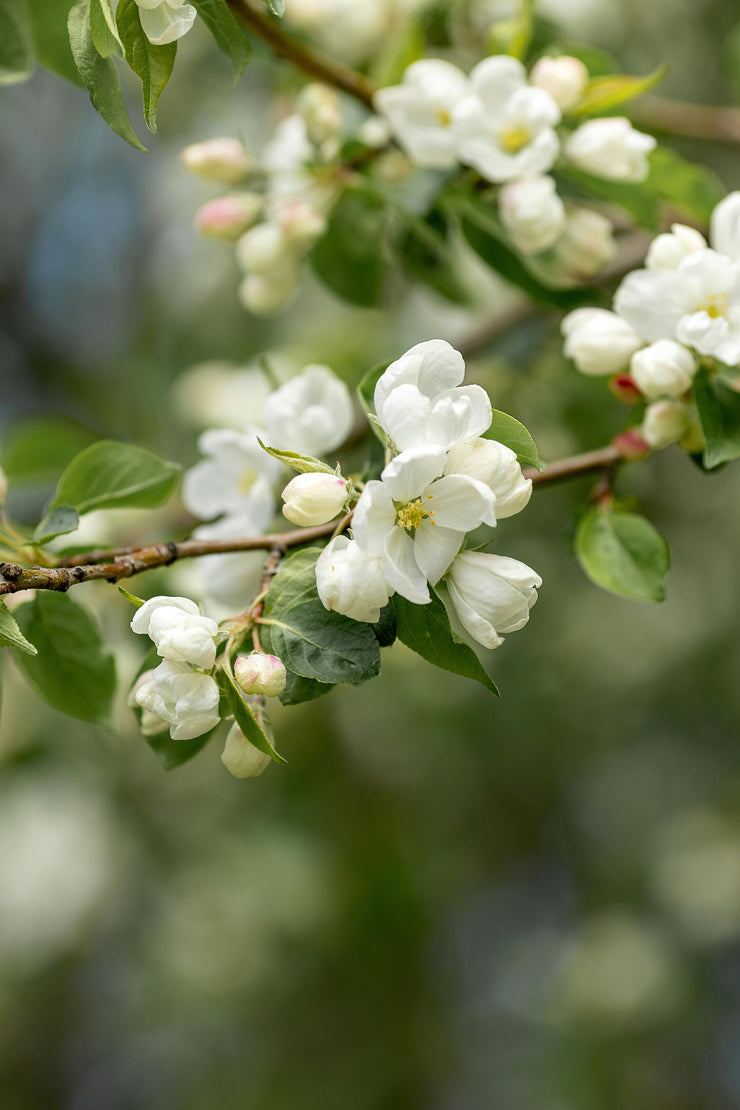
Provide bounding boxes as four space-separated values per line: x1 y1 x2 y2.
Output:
564 117 656 182
194 194 264 242
645 224 707 271
499 175 566 254
297 83 343 145
135 659 221 741
180 138 251 184
554 206 616 278
530 55 589 111
561 308 643 375
234 653 287 698
641 400 692 449
264 365 354 456
182 427 281 532
281 472 349 526
453 56 561 183
444 438 532 518
135 0 196 44
630 340 697 400
130 596 219 670
221 724 272 779
373 60 471 169
374 339 492 452
445 550 541 650
351 446 496 605
316 535 392 623
238 268 301 316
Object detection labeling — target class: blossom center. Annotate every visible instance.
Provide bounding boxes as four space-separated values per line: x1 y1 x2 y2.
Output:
238 467 258 495
697 294 728 319
435 107 452 127
395 496 435 533
499 125 532 153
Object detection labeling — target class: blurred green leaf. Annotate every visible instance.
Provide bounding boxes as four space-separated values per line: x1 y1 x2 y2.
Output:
145 727 215 770
117 0 176 132
68 0 148 151
191 0 252 82
485 410 543 471
218 666 286 764
27 0 82 85
311 186 390 307
357 362 388 445
576 506 670 602
694 366 740 469
0 416 99 484
400 209 471 305
89 0 123 58
572 65 667 116
646 147 725 226
0 0 33 85
52 440 180 514
0 600 37 656
557 165 659 229
393 591 499 696
13 592 116 721
722 22 740 103
34 505 80 544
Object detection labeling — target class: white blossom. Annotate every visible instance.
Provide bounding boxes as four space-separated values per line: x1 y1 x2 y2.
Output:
234 653 287 698
374 339 492 452
373 60 471 169
630 340 697 400
645 224 707 271
445 550 541 650
238 268 301 315
554 206 616 278
282 472 349 526
564 117 656 182
264 365 354 456
641 400 691 449
180 138 250 183
182 427 280 531
529 55 589 111
561 308 643 375
351 446 496 605
453 56 561 183
135 660 221 741
131 596 219 670
236 223 293 275
221 724 272 779
297 84 343 145
316 535 392 622
444 438 532 518
194 194 263 242
135 0 196 44
499 175 565 254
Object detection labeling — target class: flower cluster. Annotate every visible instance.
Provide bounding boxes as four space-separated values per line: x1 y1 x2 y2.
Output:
561 191 740 451
134 0 196 45
314 340 541 649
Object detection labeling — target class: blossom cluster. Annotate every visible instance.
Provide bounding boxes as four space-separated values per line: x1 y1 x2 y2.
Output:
561 191 740 451
313 340 541 650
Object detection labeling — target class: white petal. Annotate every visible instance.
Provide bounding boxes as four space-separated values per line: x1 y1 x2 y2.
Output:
380 446 446 503
613 269 684 341
447 579 503 650
412 524 463 585
377 384 433 450
351 481 396 555
426 385 493 448
710 192 740 261
425 474 496 530
138 0 196 44
383 528 429 604
374 339 465 412
469 55 527 111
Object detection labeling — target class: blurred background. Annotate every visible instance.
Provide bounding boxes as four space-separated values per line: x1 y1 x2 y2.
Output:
3 0 740 1106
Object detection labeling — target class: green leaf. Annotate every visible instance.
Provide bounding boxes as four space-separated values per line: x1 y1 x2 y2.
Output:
646 148 725 226
27 0 82 85
145 728 214 771
485 410 543 471
575 506 670 602
723 22 740 104
118 585 144 608
357 362 388 419
694 366 740 469
371 602 397 647
34 505 80 544
276 666 331 706
191 0 253 82
218 666 286 764
90 0 123 58
67 0 148 152
0 599 37 656
400 209 471 305
257 438 335 475
0 415 98 484
393 592 499 696
12 592 116 721
116 0 176 132
52 439 180 514
556 165 659 230
310 186 390 307
572 65 667 116
0 0 33 85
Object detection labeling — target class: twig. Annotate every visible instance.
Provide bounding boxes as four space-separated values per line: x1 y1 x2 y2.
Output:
632 96 740 145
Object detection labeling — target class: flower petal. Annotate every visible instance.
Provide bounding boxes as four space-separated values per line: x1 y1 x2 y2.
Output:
380 446 446 503
383 528 429 604
613 269 684 342
425 474 496 530
413 523 464 585
351 480 396 555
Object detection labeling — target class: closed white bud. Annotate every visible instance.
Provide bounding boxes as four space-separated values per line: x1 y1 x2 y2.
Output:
444 438 531 519
297 83 342 145
554 206 616 277
282 472 349 526
194 193 264 241
645 224 707 270
234 652 287 697
238 269 299 315
180 138 251 184
316 535 391 623
630 340 697 400
236 223 292 274
642 400 691 448
446 551 541 650
221 723 272 779
499 175 565 254
277 200 327 246
530 55 589 111
564 117 656 182
135 660 220 741
561 308 643 375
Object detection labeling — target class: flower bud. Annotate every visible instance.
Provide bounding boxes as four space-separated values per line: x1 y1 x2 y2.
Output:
194 193 264 242
530 55 589 111
645 223 707 270
221 723 272 779
234 652 287 697
357 115 391 148
612 429 651 460
238 270 299 315
236 222 292 274
561 308 643 376
316 535 391 624
641 400 691 449
444 438 532 518
499 175 565 255
297 83 342 145
277 201 327 246
446 551 541 650
609 374 643 405
554 206 616 278
630 340 697 400
282 472 349 527
564 117 656 182
180 138 251 184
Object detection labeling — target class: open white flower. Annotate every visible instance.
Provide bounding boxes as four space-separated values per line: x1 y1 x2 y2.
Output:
182 427 280 531
135 0 196 45
564 117 655 182
373 60 471 168
445 551 541 650
645 224 707 271
374 339 492 451
351 446 496 605
264 365 354 456
453 56 561 183
316 535 391 622
444 438 532 518
135 660 221 741
131 596 219 670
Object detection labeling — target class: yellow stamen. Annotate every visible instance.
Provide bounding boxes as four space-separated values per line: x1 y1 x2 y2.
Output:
396 498 428 532
435 107 452 127
699 294 728 319
500 125 532 153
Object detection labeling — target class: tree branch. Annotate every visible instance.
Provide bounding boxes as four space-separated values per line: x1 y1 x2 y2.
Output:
0 444 628 596
632 96 740 145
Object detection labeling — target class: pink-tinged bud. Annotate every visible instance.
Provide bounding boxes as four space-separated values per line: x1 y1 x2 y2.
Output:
194 193 263 241
609 374 643 405
234 652 287 697
613 429 651 460
282 472 348 527
180 138 251 184
221 723 271 779
277 201 327 246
